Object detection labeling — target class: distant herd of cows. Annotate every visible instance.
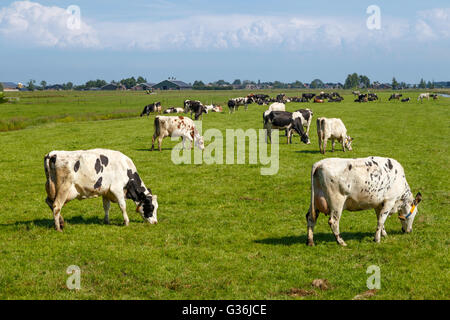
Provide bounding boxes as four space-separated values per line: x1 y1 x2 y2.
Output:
43 91 435 245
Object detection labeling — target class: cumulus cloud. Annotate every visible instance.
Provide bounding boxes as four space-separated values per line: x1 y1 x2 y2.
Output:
0 1 99 48
0 1 448 51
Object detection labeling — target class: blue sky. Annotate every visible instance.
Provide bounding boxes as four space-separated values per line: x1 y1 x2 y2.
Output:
0 0 449 85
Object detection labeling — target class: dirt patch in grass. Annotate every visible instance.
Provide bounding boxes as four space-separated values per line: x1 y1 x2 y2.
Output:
352 289 378 300
311 279 331 290
286 288 317 297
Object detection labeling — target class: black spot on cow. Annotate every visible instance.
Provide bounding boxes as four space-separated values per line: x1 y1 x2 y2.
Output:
95 159 102 174
74 160 80 172
395 169 398 174
372 160 378 166
348 164 352 171
100 155 109 167
94 177 102 189
387 159 393 170
50 155 57 164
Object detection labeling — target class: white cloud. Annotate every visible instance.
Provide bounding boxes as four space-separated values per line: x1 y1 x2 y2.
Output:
0 1 448 51
0 1 99 48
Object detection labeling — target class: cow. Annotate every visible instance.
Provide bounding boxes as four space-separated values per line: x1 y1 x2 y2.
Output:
352 91 361 96
294 109 313 136
268 102 286 112
228 97 254 113
263 111 310 144
163 107 184 114
313 97 324 103
389 93 402 101
305 156 422 246
184 100 206 120
417 93 430 102
431 94 438 100
302 93 316 101
401 98 410 102
212 105 223 112
44 149 158 231
316 117 353 154
140 102 162 116
355 94 368 103
368 93 378 100
151 116 205 151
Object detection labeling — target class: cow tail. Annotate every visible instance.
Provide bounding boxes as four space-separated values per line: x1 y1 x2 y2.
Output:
44 153 57 205
309 162 319 222
154 116 160 137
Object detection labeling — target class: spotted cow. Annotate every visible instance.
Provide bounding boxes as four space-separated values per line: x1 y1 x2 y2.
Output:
44 149 158 231
306 157 422 246
316 117 353 154
151 116 205 151
140 102 162 116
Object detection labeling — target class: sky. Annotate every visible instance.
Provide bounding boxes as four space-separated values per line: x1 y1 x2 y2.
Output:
0 0 449 85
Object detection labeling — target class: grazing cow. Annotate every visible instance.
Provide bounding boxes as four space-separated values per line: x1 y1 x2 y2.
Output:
184 100 206 120
140 102 162 116
368 93 378 100
328 97 343 102
163 107 184 114
293 109 314 136
401 98 410 102
354 94 368 103
316 117 353 154
151 116 205 151
431 94 438 100
417 93 430 102
263 111 310 144
228 97 254 113
44 149 158 231
302 93 316 101
305 157 422 246
268 102 286 112
389 93 402 101
352 91 361 96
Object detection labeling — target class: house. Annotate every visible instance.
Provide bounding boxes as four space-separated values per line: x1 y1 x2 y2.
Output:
131 83 155 91
46 84 64 91
1 82 19 92
101 83 126 91
152 79 192 90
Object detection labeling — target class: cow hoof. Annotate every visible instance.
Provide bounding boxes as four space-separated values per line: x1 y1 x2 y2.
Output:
104 219 110 225
123 221 129 226
307 241 315 247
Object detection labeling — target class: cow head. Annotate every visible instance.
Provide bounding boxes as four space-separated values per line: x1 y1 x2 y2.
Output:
195 135 205 150
399 192 422 233
136 194 158 225
344 136 353 151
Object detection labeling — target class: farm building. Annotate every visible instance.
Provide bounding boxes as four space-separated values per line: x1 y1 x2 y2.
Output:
101 83 126 91
152 80 192 90
1 82 19 92
131 83 155 90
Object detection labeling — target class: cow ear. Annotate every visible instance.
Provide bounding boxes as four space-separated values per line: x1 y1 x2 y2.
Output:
415 192 422 204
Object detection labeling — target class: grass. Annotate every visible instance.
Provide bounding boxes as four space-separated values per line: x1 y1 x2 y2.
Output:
0 90 448 299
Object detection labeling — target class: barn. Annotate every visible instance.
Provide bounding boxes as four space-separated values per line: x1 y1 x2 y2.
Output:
152 80 192 90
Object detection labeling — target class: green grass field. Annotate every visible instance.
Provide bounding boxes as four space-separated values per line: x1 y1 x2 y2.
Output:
0 90 448 299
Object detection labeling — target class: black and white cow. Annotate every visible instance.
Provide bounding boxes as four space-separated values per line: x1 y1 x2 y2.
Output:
263 111 311 144
306 157 422 246
163 107 184 114
184 100 206 120
44 149 158 231
389 93 402 101
228 97 254 113
401 98 410 102
140 102 162 116
302 93 316 101
293 109 313 136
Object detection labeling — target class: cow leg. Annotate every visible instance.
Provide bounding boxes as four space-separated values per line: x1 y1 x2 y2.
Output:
244 104 248 111
322 138 328 154
118 198 129 226
287 129 292 144
52 186 70 232
151 134 156 151
328 209 346 246
331 139 335 152
103 197 111 224
158 136 163 152
374 202 394 242
306 208 319 246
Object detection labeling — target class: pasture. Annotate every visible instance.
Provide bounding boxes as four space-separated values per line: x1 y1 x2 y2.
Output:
0 90 448 299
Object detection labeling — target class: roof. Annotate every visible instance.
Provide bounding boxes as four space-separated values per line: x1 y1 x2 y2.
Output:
168 80 191 88
1 82 18 89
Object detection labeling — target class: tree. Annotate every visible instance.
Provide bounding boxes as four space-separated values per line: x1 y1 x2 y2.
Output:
359 75 370 88
344 73 359 89
137 76 147 84
66 82 73 90
391 77 399 90
192 80 205 89
418 78 426 89
232 79 241 86
310 79 324 89
27 79 36 91
40 80 47 90
0 82 3 92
